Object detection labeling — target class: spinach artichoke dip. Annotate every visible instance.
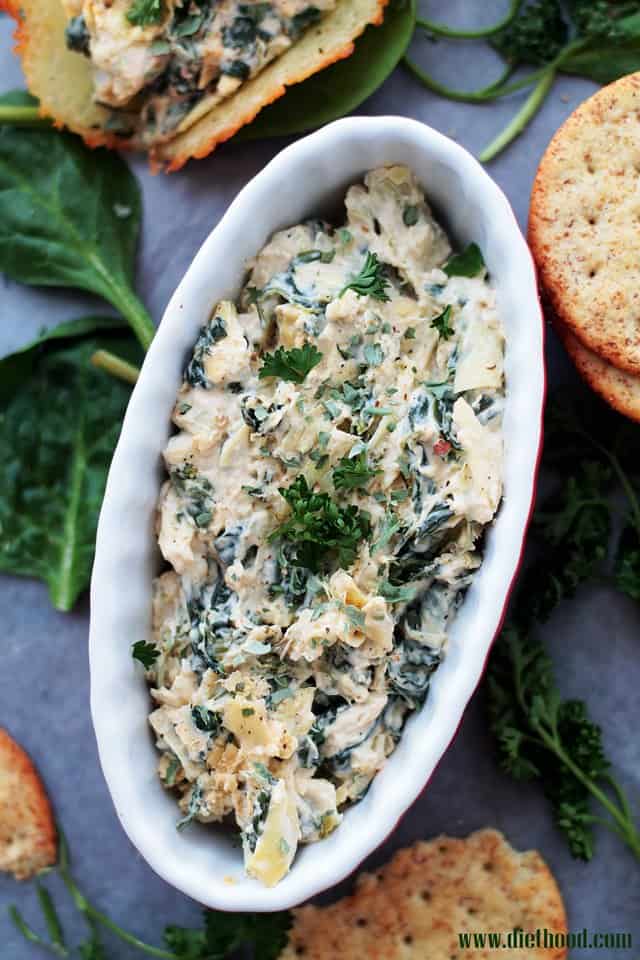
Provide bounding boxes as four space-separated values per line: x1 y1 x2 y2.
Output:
62 0 336 146
143 166 505 886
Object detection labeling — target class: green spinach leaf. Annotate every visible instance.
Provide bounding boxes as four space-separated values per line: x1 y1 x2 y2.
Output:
561 38 640 83
0 126 154 349
0 322 141 610
237 0 416 140
0 315 124 403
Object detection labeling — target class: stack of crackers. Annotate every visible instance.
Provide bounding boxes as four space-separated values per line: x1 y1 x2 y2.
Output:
529 72 640 422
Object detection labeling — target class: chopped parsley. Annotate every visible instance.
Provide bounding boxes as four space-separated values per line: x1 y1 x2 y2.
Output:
431 304 455 340
443 242 485 278
332 450 379 491
259 343 323 384
131 640 158 669
269 475 371 570
363 343 384 367
340 251 390 302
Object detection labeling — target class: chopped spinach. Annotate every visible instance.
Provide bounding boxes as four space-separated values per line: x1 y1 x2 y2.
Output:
65 15 90 55
191 705 222 734
185 314 227 388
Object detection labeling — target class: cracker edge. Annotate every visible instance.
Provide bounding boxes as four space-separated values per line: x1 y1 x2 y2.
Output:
528 72 640 376
0 728 57 881
281 829 568 960
555 318 640 423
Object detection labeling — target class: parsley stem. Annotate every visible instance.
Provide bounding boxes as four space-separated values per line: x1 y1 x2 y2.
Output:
91 349 141 385
0 105 50 127
56 838 177 959
416 0 522 39
597 446 640 540
574 427 640 540
9 907 68 957
535 722 640 860
61 880 177 959
479 67 556 162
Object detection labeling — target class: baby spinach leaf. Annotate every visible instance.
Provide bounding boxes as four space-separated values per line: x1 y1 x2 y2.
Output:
0 324 141 610
561 39 640 84
237 0 416 140
0 315 124 403
0 126 154 349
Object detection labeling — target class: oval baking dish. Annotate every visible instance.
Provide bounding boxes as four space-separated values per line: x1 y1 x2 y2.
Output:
89 115 545 912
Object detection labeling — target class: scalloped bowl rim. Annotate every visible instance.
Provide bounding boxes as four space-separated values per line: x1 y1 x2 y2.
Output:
89 115 544 912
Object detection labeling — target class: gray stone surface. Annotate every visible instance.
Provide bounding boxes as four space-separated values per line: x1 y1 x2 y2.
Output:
1 2 639 956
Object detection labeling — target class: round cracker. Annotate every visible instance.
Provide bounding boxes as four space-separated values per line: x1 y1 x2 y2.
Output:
557 322 640 422
0 728 57 880
280 829 567 960
529 71 640 375
1 0 387 172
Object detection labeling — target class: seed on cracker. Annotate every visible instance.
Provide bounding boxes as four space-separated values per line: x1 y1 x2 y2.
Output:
0 728 57 880
529 72 640 376
279 829 567 960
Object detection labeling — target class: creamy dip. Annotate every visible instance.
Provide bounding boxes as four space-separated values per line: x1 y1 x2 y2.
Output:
142 165 505 886
63 0 334 146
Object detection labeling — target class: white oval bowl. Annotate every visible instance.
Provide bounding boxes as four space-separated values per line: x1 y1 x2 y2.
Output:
90 115 544 912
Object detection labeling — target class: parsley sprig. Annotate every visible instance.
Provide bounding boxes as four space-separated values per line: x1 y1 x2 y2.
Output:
340 251 390 302
488 627 640 862
259 343 323 384
486 396 640 862
332 450 379 491
131 640 158 670
10 832 291 959
430 305 454 340
269 475 371 570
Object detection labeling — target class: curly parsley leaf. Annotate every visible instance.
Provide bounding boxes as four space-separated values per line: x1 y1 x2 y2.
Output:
516 460 612 626
270 475 371 570
430 304 455 340
131 640 158 669
492 0 568 65
332 450 379 491
443 242 486 278
340 251 390 301
259 343 323 384
614 525 640 602
127 0 164 25
487 626 640 861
